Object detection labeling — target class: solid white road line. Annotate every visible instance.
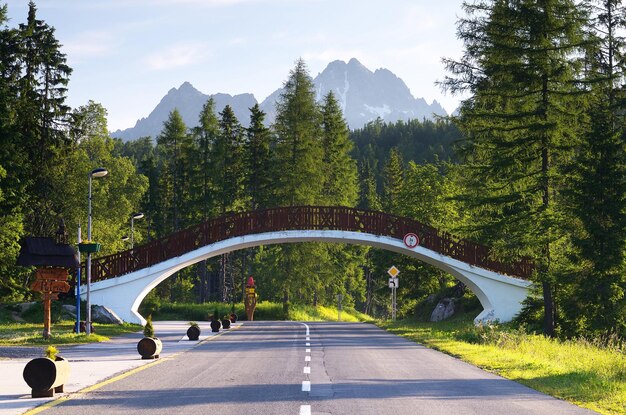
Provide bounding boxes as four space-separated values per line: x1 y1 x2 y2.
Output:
306 336 310 341
306 348 311 353
305 355 311 362
306 342 310 346
304 366 311 374
302 381 311 392
300 405 311 415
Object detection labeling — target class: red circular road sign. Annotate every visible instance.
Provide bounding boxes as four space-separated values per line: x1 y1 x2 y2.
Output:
403 233 420 248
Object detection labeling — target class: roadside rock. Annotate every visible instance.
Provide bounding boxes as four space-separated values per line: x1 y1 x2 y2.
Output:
430 298 456 322
17 302 37 312
425 294 437 304
91 305 123 324
62 304 77 320
10 311 25 322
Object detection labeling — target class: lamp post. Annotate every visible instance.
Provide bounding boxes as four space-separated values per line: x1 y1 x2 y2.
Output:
86 167 108 335
130 212 144 249
75 224 82 334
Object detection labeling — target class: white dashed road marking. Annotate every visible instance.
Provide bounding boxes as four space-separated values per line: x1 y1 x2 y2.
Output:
299 322 313 415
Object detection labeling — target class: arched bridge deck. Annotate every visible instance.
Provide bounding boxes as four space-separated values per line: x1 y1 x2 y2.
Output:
85 206 533 282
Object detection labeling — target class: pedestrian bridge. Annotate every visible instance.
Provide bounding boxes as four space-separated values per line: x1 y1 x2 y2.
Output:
80 206 533 325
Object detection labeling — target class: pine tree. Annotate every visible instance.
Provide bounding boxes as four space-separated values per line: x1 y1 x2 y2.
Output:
245 104 274 210
209 105 245 301
16 1 72 235
192 98 219 220
273 58 324 206
357 161 381 211
0 4 25 213
320 92 358 206
442 0 588 336
565 0 626 335
211 104 245 215
383 147 404 215
267 59 326 312
156 109 191 233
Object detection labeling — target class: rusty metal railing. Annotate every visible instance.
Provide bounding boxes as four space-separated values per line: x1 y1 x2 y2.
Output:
80 206 534 282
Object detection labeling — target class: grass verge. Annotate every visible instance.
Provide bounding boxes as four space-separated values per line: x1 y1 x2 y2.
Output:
0 321 141 346
378 317 626 415
288 304 374 323
146 300 374 323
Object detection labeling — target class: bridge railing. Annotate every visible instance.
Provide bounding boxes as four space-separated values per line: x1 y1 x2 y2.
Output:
81 206 534 282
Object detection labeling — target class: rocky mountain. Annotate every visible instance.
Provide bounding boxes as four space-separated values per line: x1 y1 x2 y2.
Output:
111 82 257 142
261 58 447 128
111 59 447 141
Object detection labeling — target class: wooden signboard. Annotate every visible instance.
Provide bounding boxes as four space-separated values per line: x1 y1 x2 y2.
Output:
30 268 71 339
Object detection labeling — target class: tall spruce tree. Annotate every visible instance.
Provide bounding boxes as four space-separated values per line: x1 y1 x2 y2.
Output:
357 161 381 211
320 92 358 206
192 98 219 220
16 1 72 235
565 0 626 335
189 98 220 302
210 105 246 301
211 105 245 215
245 104 274 210
156 109 191 234
273 58 324 206
442 0 588 335
383 147 405 215
267 59 326 311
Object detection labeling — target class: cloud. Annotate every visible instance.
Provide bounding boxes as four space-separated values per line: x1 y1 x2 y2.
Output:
62 31 119 61
144 42 211 70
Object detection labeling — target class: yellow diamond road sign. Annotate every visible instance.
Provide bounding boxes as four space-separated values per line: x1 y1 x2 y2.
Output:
387 266 400 278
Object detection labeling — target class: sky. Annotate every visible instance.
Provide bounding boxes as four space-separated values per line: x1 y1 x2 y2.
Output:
5 0 465 132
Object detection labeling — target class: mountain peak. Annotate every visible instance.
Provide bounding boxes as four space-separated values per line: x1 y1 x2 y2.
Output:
348 57 364 67
177 81 202 95
347 57 371 74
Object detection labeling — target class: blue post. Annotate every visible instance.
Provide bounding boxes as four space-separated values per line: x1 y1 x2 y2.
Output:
76 224 82 334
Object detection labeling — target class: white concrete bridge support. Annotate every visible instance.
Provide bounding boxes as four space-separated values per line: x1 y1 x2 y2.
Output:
83 230 532 325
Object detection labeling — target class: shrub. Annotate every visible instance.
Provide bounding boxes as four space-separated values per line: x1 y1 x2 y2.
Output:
143 315 155 337
45 345 58 359
21 301 64 323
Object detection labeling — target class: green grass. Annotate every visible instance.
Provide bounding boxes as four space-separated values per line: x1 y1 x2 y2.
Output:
143 301 285 321
145 300 374 323
0 321 141 346
378 317 626 415
288 304 374 323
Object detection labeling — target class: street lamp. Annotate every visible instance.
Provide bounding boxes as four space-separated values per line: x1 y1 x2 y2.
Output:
130 212 144 249
86 167 108 335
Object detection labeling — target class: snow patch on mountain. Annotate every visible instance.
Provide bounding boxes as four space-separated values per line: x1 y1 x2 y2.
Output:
364 103 391 118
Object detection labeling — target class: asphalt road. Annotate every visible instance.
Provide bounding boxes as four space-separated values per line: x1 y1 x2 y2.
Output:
40 321 596 415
